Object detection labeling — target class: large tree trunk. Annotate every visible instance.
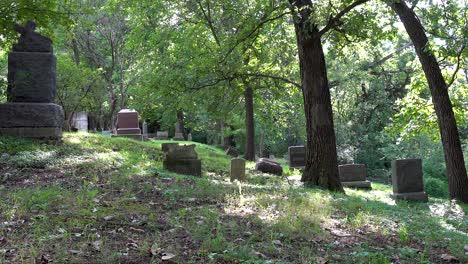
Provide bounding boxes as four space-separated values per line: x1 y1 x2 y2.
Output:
244 86 255 161
391 0 468 202
290 0 342 191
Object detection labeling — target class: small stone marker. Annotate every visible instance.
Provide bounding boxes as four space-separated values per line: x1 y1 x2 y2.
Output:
162 144 202 176
71 112 88 131
255 158 283 176
0 21 64 139
230 158 246 182
391 158 428 202
288 146 305 168
115 109 142 140
187 133 192 141
338 164 371 189
155 131 169 140
101 130 111 136
142 121 148 140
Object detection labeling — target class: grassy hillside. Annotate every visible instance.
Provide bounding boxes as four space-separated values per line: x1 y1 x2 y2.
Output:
0 133 467 263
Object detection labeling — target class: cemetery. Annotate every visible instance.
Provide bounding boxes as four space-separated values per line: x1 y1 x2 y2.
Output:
0 1 467 263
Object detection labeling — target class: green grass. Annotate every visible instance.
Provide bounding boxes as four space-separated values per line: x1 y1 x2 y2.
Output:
0 132 467 263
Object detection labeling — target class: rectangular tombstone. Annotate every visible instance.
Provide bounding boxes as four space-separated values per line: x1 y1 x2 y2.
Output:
115 109 141 140
391 158 428 202
339 164 371 189
230 158 246 182
156 131 169 140
163 144 201 176
288 146 305 168
339 164 367 182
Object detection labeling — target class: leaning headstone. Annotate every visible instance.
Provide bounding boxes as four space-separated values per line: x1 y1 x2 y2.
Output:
114 109 142 140
0 21 64 139
391 158 428 202
155 131 169 140
230 158 246 182
339 164 371 189
288 146 305 168
255 158 283 176
162 144 202 176
173 132 185 140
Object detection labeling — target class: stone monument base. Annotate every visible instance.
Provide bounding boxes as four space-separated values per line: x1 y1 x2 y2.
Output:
163 159 201 176
341 180 372 189
391 191 428 202
0 102 63 139
113 128 142 140
173 132 185 141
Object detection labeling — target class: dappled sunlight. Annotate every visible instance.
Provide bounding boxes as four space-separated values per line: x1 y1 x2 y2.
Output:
345 187 396 206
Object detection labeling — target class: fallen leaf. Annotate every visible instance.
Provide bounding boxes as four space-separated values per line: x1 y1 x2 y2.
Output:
316 256 327 264
103 215 114 221
92 240 102 251
69 250 82 255
126 242 138 249
272 240 283 246
150 243 161 256
441 253 458 262
161 252 176 260
129 227 145 233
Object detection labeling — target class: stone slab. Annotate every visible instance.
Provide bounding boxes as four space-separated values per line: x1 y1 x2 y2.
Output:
162 143 178 153
230 158 246 182
112 134 142 140
8 52 56 103
163 159 202 176
0 103 63 127
0 127 62 139
117 128 141 135
339 164 367 182
391 192 428 202
341 180 372 189
165 144 198 160
391 159 424 194
288 146 305 168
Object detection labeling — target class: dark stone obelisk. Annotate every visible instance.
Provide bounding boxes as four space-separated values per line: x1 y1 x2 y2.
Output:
0 21 64 139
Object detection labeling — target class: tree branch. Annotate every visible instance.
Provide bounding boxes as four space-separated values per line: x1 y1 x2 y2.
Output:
318 0 370 36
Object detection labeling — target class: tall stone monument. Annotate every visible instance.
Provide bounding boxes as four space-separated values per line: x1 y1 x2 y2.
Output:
173 121 185 140
0 21 63 139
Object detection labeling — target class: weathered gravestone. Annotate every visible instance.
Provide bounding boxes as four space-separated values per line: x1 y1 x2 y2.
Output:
288 146 305 168
0 21 64 139
187 133 192 141
155 131 169 140
163 144 202 176
338 164 372 189
71 112 88 132
391 158 428 202
230 158 246 182
255 158 283 176
115 109 142 140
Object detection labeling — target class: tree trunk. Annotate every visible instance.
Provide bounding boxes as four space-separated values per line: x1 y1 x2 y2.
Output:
244 86 255 161
391 0 468 202
290 0 342 191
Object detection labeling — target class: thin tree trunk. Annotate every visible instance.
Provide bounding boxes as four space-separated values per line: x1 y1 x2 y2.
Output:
244 86 255 161
391 0 468 202
290 0 342 191
176 110 187 139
